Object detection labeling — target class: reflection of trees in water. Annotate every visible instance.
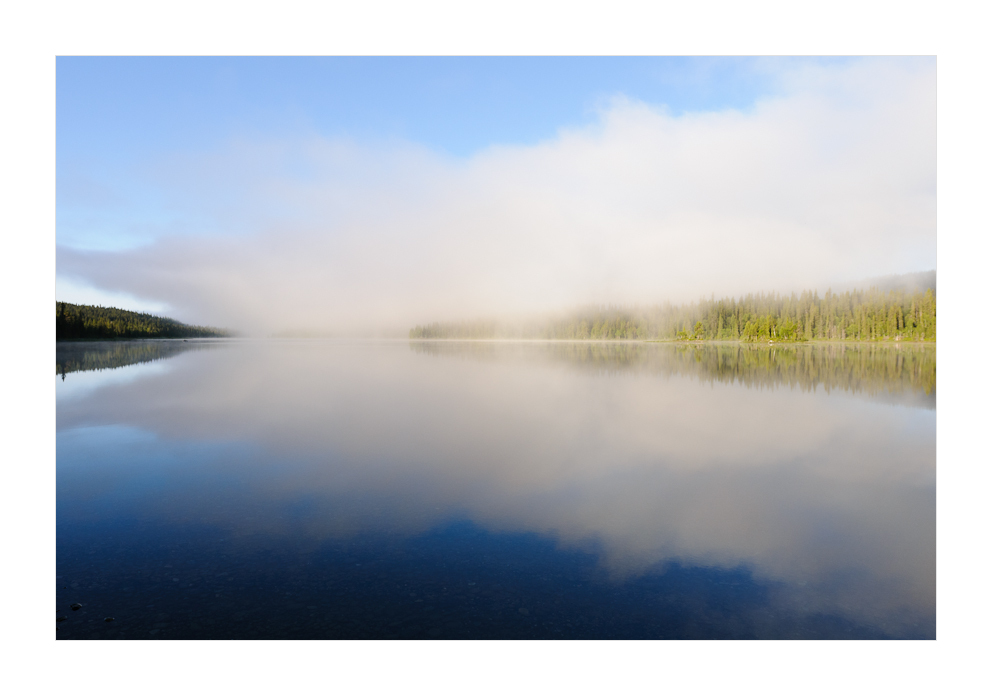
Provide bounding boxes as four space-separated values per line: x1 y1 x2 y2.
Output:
56 340 222 379
409 340 936 406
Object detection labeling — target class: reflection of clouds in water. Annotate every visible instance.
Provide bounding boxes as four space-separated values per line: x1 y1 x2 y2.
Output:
57 340 934 635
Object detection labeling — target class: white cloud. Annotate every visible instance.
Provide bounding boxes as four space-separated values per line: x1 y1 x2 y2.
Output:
57 58 936 334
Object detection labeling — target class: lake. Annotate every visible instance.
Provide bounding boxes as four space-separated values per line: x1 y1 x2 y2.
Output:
56 339 935 639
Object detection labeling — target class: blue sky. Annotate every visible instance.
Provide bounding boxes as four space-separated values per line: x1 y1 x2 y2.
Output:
58 57 803 164
57 57 818 252
56 57 936 328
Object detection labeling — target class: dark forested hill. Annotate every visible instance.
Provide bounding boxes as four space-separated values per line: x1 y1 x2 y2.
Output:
832 270 936 296
410 279 936 343
56 302 231 340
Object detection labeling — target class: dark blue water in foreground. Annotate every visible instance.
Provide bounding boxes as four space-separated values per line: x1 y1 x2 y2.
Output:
56 340 935 640
58 520 900 640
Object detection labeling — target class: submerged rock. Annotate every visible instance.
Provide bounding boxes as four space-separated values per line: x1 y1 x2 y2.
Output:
70 603 82 611
56 616 66 622
105 617 115 622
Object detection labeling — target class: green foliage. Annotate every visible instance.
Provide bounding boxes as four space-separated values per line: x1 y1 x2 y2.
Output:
409 321 497 339
56 302 230 340
409 285 937 342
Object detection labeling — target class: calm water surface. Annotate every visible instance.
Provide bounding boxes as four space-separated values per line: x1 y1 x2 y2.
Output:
56 339 935 639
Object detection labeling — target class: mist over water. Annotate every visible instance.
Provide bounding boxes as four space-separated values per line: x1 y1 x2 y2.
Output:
56 339 934 639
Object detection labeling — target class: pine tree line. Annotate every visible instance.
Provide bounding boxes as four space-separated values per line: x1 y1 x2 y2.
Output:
56 302 230 340
410 286 936 342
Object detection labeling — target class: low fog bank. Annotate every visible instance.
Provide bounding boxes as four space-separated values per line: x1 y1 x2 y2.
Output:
57 59 935 336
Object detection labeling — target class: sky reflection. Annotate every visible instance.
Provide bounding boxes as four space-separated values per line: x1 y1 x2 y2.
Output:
56 339 935 637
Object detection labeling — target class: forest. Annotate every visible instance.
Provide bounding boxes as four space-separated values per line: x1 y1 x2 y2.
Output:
410 285 936 343
56 302 230 340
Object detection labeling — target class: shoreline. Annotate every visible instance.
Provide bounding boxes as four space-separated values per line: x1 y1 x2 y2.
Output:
55 336 936 346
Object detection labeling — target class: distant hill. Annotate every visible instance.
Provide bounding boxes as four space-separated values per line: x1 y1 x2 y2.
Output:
832 270 936 295
56 301 231 340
